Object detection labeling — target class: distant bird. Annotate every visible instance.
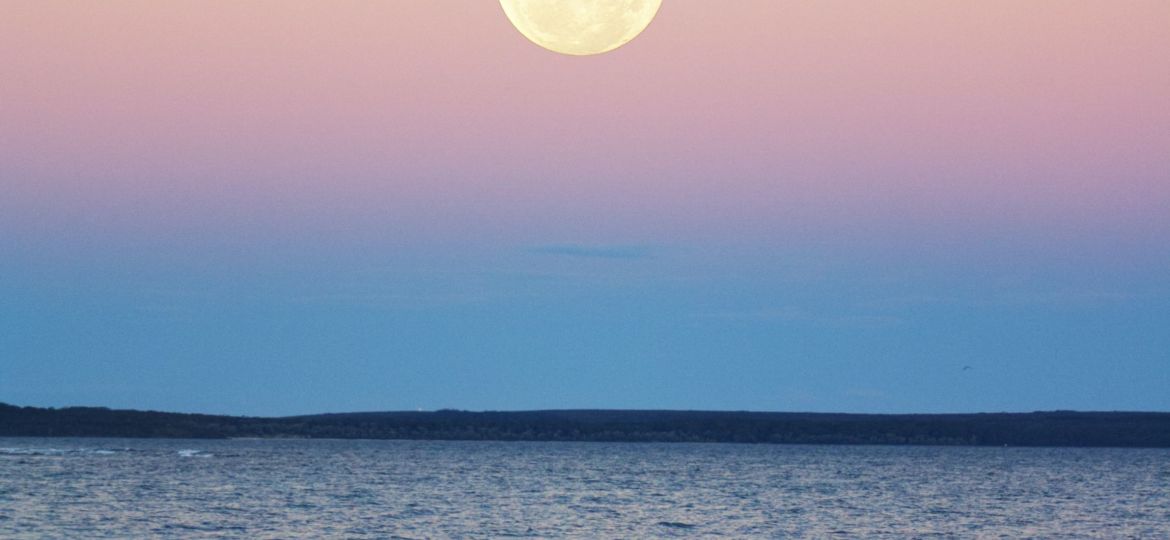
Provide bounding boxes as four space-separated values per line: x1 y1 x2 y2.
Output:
962 365 973 371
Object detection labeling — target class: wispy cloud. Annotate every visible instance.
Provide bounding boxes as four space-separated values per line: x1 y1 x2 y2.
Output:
291 290 501 310
977 289 1139 307
695 307 904 329
527 244 653 260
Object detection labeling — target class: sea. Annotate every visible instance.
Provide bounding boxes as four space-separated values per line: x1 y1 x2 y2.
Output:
1 438 1167 538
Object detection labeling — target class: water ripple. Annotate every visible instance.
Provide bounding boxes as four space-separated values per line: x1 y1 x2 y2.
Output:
1 438 1168 538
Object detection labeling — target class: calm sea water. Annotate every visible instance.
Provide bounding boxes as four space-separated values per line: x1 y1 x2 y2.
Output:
1 438 1167 538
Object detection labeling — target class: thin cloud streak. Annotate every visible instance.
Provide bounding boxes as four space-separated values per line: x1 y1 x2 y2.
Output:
527 244 654 260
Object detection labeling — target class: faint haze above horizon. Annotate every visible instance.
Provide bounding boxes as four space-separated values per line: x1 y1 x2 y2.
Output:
1 1 1168 416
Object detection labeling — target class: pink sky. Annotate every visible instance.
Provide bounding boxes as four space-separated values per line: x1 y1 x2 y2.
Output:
3 1 1168 253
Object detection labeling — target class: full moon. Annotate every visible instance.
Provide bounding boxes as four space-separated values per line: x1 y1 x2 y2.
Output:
500 0 663 56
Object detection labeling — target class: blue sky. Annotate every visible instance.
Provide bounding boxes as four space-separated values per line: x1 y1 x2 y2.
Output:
2 1 1168 415
3 234 1167 416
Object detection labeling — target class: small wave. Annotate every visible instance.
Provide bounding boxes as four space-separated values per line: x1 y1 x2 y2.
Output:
177 449 213 458
0 447 66 456
657 521 696 529
1 447 131 457
160 523 227 531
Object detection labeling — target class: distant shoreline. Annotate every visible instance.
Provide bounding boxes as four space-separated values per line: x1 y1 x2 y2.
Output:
3 403 1169 448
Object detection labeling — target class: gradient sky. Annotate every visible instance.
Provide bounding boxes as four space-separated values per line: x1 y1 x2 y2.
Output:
2 1 1168 416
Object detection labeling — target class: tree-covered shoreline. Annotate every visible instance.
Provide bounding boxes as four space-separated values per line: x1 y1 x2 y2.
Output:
3 403 1169 447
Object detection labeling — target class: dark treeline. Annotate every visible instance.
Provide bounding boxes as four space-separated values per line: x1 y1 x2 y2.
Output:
3 403 1169 447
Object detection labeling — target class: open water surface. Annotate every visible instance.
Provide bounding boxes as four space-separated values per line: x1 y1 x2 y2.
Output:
1 438 1168 538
